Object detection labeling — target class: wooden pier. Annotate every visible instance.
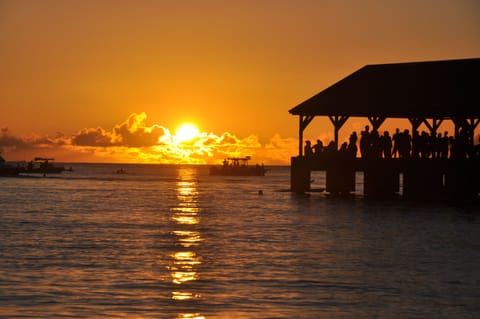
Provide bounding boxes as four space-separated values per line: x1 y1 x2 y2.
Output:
289 58 480 200
291 156 480 200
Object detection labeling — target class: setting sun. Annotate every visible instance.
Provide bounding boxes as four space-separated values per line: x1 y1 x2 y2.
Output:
175 124 199 142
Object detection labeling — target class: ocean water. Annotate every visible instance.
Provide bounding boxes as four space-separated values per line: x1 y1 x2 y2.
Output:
1 164 479 319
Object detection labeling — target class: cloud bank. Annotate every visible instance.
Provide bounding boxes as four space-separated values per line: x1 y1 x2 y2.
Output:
1 112 297 164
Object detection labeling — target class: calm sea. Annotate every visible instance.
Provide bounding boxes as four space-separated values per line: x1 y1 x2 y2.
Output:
1 164 479 319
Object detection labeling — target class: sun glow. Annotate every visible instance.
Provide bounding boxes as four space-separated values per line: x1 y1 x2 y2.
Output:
175 124 199 142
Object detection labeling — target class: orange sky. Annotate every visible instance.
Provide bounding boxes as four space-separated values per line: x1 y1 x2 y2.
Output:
1 0 479 164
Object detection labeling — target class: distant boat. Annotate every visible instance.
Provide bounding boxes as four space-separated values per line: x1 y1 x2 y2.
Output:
115 168 127 174
23 157 65 175
0 155 22 176
209 156 267 176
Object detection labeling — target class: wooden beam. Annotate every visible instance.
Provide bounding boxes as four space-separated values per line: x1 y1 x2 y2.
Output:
298 115 315 156
300 115 315 131
367 116 386 130
465 118 480 147
468 117 480 130
423 118 443 134
409 117 424 132
328 115 349 147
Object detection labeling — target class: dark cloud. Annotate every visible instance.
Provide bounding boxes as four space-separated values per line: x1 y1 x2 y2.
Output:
71 127 116 147
0 127 29 149
114 123 168 147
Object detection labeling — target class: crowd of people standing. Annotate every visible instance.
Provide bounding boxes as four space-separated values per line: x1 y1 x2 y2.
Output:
304 125 480 160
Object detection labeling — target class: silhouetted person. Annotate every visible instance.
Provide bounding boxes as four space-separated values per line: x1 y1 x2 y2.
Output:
360 125 370 158
433 133 442 159
399 129 411 158
380 131 392 158
475 136 480 159
449 136 456 158
370 130 381 158
392 128 401 158
348 132 358 158
428 132 437 158
440 132 449 159
313 139 323 156
455 128 469 159
412 131 430 158
304 140 313 157
324 141 336 156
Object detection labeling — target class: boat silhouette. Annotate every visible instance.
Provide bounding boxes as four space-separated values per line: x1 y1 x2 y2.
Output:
209 157 266 176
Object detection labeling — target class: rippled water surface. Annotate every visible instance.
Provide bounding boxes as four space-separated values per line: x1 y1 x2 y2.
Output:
1 164 479 318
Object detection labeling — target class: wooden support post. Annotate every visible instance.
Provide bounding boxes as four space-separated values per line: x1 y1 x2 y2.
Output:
452 117 467 138
325 157 355 196
364 159 398 199
445 159 479 200
403 160 445 200
298 116 303 156
291 156 311 193
409 117 424 133
423 118 444 135
452 117 479 146
367 116 386 131
298 115 315 156
469 118 480 130
467 118 480 146
328 115 349 148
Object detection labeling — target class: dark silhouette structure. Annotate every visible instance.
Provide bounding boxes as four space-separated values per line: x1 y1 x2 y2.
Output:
289 58 480 200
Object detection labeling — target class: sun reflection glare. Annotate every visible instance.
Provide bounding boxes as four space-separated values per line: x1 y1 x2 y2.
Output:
175 313 205 319
171 271 198 284
169 166 203 318
171 291 201 301
169 251 202 284
172 230 202 247
172 215 199 225
175 124 199 142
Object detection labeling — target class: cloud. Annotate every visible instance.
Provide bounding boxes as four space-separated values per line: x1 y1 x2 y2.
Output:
71 127 116 147
0 127 29 149
113 112 170 147
0 127 69 152
1 112 299 164
71 112 170 148
257 134 298 164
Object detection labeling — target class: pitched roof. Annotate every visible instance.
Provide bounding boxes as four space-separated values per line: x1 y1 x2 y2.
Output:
289 58 480 119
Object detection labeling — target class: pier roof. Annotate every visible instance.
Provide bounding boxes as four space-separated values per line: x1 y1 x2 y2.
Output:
289 58 480 119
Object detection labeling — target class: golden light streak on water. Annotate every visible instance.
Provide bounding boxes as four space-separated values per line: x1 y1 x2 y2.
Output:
171 207 201 225
169 251 201 284
171 291 201 300
175 313 205 319
172 230 203 247
170 167 204 319
170 271 197 284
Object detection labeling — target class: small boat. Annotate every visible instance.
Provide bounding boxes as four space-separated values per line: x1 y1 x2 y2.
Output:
115 168 127 174
23 157 65 175
0 155 22 176
209 156 267 176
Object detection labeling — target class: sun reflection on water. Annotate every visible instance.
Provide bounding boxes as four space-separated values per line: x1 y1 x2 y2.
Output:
175 313 206 319
171 207 200 225
172 230 202 247
169 167 205 318
171 291 201 300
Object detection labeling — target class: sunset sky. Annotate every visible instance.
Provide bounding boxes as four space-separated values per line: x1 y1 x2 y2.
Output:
1 0 479 164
